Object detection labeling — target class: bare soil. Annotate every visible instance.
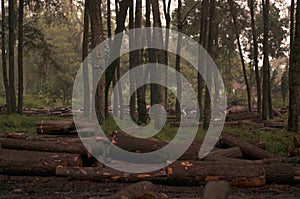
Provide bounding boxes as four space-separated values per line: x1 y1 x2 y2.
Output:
1 175 300 198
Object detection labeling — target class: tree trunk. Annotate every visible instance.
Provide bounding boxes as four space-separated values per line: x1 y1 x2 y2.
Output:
0 149 78 176
175 0 182 121
1 138 86 154
288 0 300 133
151 0 166 129
89 0 105 124
82 0 91 117
1 0 11 114
17 0 24 114
249 0 261 114
198 0 209 122
228 0 251 112
8 0 16 113
262 0 272 120
203 0 215 130
135 0 147 124
129 1 137 122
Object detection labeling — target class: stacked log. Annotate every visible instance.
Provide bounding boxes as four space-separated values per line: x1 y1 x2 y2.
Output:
263 120 285 129
226 112 261 122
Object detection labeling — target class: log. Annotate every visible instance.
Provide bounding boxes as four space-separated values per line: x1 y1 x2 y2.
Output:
202 181 230 199
57 160 267 187
102 181 159 199
169 121 239 128
220 134 277 160
35 120 75 135
1 138 86 154
226 112 261 122
265 162 294 185
238 121 264 128
263 120 284 129
203 147 243 160
0 149 79 176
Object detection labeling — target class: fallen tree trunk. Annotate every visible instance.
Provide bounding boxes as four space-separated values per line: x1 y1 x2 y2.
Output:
57 160 268 187
36 120 76 135
238 121 264 128
0 149 79 176
226 112 261 122
1 138 86 154
263 120 284 129
220 134 277 160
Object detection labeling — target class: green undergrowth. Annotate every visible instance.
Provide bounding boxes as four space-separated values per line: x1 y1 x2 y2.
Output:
0 114 294 156
0 114 63 136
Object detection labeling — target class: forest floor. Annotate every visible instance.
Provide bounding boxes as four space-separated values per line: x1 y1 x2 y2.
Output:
1 175 300 198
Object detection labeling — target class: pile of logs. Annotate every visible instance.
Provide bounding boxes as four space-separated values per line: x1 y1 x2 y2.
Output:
1 130 300 188
22 107 73 117
35 120 77 135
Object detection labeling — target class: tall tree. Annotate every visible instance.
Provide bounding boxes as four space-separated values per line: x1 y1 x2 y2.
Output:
8 0 17 113
228 0 252 112
203 0 215 130
17 0 24 114
288 0 300 133
198 0 209 122
249 0 261 113
2 0 11 114
129 0 137 121
262 0 273 120
89 0 105 124
175 0 182 121
135 0 147 123
151 0 166 128
82 0 90 117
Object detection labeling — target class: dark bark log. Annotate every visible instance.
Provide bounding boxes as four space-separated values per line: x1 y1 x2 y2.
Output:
265 162 295 185
238 121 265 128
220 134 277 159
263 120 284 129
1 138 86 154
35 120 76 135
0 149 78 176
103 181 157 199
226 112 261 121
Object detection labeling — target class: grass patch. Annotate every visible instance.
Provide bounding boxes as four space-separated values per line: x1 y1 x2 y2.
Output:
0 114 63 136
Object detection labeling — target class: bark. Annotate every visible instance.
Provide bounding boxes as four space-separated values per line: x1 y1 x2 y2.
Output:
129 1 137 121
17 0 24 114
220 134 277 159
198 0 209 122
294 134 300 147
175 0 182 121
82 0 91 117
8 0 16 113
35 120 75 135
1 0 11 114
228 0 251 112
203 0 215 130
263 120 284 129
288 0 300 133
262 0 273 120
135 0 147 124
0 149 78 176
226 112 261 121
1 138 86 154
249 0 261 114
89 0 105 124
265 162 295 185
151 0 166 129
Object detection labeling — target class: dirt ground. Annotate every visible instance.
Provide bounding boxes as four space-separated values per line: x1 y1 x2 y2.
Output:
1 175 300 198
